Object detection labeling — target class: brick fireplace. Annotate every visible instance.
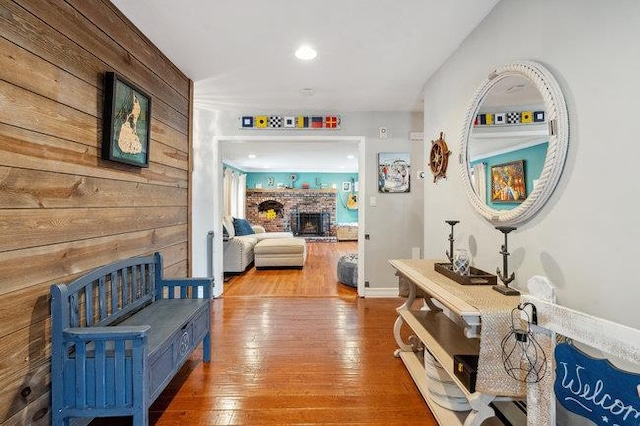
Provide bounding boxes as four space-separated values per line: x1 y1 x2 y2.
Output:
245 189 337 237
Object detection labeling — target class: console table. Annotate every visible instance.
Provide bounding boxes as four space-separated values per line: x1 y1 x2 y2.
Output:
389 259 525 426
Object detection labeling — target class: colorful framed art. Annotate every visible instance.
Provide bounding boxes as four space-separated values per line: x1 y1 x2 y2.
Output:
490 160 526 203
378 152 410 193
102 72 151 167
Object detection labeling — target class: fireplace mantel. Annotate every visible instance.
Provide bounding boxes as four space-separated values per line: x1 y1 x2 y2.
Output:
248 188 337 194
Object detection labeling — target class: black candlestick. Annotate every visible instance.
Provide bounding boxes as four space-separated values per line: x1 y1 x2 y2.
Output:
493 226 519 295
445 220 460 263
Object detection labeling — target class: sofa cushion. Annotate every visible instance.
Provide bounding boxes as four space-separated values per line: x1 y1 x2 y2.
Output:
254 231 294 241
234 235 258 245
251 225 266 234
233 217 255 236
254 237 306 255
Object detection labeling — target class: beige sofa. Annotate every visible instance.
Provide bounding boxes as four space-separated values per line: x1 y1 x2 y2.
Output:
222 216 292 273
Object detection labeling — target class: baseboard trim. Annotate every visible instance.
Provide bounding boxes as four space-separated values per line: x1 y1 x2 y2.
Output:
364 287 398 298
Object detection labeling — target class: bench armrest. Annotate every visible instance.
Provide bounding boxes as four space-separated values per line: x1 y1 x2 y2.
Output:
63 325 150 341
158 277 214 299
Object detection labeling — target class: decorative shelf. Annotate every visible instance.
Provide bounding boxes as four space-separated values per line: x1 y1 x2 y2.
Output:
390 259 525 426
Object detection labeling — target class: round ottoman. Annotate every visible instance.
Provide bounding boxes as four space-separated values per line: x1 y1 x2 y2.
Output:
337 253 358 287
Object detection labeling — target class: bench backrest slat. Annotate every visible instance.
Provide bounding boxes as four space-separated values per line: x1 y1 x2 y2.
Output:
122 267 130 308
70 292 79 328
110 271 118 320
85 281 94 327
98 276 107 322
132 265 139 302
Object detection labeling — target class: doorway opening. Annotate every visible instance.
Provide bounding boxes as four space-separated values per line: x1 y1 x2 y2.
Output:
210 135 365 298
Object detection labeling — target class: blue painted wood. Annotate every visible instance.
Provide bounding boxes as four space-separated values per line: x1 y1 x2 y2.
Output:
50 252 213 426
555 343 640 426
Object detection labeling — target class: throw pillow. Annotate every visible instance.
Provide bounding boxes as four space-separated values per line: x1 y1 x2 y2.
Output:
222 215 235 238
233 217 255 236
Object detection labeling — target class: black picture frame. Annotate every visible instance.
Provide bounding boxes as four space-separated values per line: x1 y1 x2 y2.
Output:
102 72 152 167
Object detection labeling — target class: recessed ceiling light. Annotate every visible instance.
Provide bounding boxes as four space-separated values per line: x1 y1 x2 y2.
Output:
248 154 256 159
301 88 314 96
295 45 317 60
347 155 355 160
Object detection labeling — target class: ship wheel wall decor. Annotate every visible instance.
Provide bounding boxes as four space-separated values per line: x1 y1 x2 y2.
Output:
429 132 451 182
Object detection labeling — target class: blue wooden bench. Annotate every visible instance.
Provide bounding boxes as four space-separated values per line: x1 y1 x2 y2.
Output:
50 252 213 426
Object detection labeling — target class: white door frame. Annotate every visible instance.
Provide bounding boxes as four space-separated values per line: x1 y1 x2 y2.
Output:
210 135 366 297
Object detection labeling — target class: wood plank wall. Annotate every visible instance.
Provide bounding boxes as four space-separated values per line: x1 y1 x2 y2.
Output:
0 1 193 424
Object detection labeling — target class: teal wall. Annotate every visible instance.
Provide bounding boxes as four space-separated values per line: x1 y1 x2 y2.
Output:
471 142 548 210
246 172 359 223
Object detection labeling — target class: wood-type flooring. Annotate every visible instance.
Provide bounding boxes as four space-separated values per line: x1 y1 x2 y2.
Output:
91 241 437 425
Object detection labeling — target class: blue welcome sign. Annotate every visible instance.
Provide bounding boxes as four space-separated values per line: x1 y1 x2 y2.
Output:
554 343 640 425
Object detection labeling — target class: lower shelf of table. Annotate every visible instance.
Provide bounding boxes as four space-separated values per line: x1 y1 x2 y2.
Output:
399 351 505 426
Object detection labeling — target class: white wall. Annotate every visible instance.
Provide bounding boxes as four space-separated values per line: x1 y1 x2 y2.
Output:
423 0 640 327
192 109 424 294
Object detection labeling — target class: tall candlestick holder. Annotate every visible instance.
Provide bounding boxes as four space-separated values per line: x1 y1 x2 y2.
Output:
445 220 460 263
493 226 520 295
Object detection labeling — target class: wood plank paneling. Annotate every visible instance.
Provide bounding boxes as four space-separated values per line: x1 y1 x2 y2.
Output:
0 1 104 87
0 166 187 209
2 79 188 158
0 206 188 253
0 1 188 133
0 318 51 384
66 0 190 95
0 283 50 339
0 124 189 188
2 391 49 426
0 224 188 296
0 36 98 116
0 360 49 423
0 0 194 422
162 242 189 269
164 260 188 279
0 79 97 144
151 120 189 154
18 0 189 113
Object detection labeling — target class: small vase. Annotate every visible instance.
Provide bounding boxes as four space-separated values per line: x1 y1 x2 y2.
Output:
453 249 471 276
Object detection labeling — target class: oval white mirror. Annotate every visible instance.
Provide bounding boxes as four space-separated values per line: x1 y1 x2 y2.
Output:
460 61 569 225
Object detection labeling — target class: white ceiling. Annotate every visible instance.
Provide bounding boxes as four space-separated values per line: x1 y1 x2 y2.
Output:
112 0 500 172
221 138 360 173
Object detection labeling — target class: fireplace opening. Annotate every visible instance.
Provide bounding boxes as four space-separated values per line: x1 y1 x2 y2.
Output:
257 200 284 216
291 211 330 237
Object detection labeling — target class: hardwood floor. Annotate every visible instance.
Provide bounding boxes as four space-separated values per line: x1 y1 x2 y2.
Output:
91 241 437 425
223 241 360 298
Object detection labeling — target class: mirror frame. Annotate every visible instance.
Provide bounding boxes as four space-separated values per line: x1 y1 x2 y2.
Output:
459 61 569 226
